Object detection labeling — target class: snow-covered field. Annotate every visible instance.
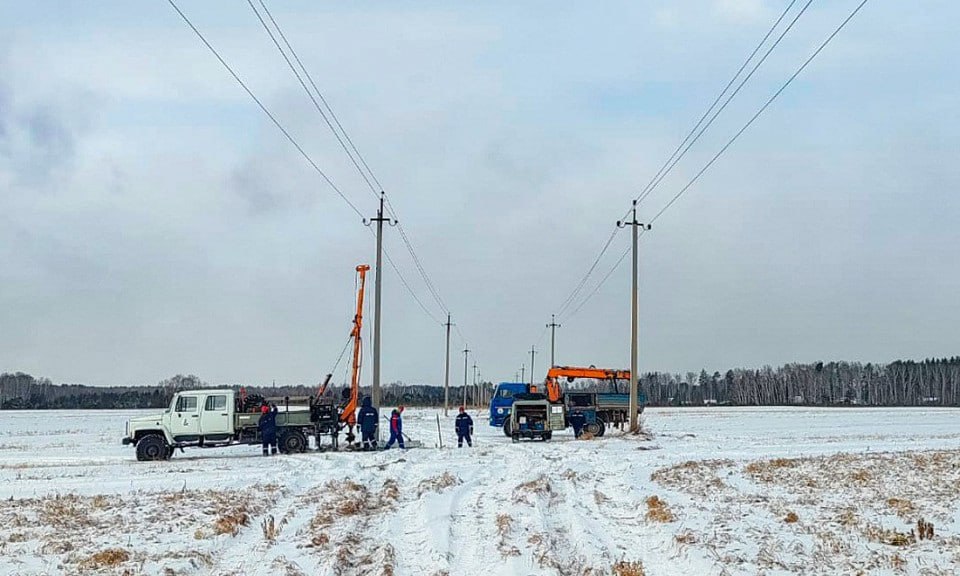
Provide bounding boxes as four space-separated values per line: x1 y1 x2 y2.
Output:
2 406 960 575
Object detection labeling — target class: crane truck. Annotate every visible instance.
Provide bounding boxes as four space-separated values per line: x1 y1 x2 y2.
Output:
504 365 644 441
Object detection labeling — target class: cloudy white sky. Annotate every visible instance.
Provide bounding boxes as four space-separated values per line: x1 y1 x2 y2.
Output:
1 1 957 387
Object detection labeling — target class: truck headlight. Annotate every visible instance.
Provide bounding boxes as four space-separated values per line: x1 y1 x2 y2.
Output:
498 408 505 414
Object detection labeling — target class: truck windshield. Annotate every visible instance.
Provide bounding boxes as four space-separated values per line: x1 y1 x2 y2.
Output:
498 388 514 399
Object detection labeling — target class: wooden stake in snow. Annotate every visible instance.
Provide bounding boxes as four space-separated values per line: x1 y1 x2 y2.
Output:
436 413 443 449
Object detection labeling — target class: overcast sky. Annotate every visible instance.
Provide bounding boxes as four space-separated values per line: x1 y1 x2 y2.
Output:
1 1 957 387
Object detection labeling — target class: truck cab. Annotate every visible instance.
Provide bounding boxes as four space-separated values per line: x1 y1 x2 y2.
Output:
124 390 239 449
488 382 528 427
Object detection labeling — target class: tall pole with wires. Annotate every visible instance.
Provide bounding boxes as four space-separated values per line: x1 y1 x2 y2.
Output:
618 200 650 433
462 347 470 407
472 362 478 409
443 314 452 417
365 194 396 412
529 346 537 388
547 315 561 368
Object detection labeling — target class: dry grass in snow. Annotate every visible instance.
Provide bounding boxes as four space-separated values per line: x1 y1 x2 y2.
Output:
0 486 272 574
416 472 461 496
299 478 400 576
651 449 960 575
644 495 675 523
612 559 646 576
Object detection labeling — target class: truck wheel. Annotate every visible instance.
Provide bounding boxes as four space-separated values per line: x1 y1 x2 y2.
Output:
503 419 513 437
280 430 307 454
595 420 606 437
543 432 552 441
585 422 601 436
136 434 168 462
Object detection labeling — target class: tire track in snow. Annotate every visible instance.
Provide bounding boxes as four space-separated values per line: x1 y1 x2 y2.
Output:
444 453 505 572
205 454 317 576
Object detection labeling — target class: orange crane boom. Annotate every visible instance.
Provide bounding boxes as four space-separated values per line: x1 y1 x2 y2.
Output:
342 264 371 427
535 365 631 403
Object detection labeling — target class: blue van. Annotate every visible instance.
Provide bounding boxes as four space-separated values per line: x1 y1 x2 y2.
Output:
488 382 528 427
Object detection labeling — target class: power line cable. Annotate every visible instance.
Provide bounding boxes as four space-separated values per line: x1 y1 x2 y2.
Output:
559 0 868 325
256 0 384 193
651 0 871 224
628 0 816 217
621 0 802 221
379 240 443 325
565 238 635 321
246 0 381 201
250 0 452 321
554 227 620 318
165 0 364 219
556 1 806 324
393 218 450 314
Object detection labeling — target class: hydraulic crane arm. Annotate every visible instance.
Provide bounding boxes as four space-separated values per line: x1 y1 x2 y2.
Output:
342 264 370 426
536 365 631 403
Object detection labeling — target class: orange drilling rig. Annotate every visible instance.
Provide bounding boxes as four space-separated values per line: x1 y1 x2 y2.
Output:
316 264 370 445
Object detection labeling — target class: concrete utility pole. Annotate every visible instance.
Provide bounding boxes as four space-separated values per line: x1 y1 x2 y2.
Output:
477 369 483 408
520 365 525 385
618 199 650 433
443 314 453 417
547 314 561 368
462 347 470 407
529 346 537 387
365 193 397 411
472 362 478 409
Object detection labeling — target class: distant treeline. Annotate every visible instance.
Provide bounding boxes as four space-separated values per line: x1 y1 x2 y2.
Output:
0 373 493 410
2 357 960 409
635 358 960 406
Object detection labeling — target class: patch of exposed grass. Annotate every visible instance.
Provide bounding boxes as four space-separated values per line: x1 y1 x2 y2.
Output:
744 457 800 483
612 559 646 576
651 459 732 492
644 496 675 523
495 513 520 557
417 472 461 497
214 510 249 536
886 498 915 519
79 548 130 569
850 469 872 484
866 525 915 547
784 511 799 524
512 475 557 505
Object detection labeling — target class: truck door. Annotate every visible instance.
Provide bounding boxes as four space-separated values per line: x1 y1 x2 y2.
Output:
171 394 201 442
200 394 232 440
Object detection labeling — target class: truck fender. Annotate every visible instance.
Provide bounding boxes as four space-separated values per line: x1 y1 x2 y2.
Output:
134 429 175 446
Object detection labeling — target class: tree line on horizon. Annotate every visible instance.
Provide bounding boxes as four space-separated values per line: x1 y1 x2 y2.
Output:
2 357 959 410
